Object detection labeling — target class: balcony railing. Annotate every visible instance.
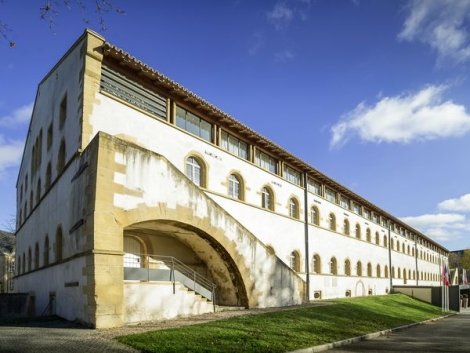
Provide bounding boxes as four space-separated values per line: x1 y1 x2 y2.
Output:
123 253 217 303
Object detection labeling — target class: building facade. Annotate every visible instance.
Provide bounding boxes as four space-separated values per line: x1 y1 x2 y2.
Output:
15 30 449 328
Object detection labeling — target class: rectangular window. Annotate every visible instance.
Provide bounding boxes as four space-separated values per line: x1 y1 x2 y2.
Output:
340 196 350 209
221 131 248 159
364 209 371 220
353 202 362 215
307 179 322 196
325 187 337 203
176 106 213 142
283 165 300 185
373 213 379 224
382 218 388 227
255 150 277 174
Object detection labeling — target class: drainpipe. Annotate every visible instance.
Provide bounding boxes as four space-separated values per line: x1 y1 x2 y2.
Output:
303 171 310 302
388 223 393 293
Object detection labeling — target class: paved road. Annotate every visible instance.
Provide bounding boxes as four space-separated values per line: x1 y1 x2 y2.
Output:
327 310 470 353
0 319 138 353
1 310 469 352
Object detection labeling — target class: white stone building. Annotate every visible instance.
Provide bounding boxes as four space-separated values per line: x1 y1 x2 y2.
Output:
15 30 449 328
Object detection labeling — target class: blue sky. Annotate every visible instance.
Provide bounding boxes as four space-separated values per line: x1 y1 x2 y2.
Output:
1 0 470 251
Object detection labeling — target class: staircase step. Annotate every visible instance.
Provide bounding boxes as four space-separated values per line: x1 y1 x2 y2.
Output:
214 305 245 312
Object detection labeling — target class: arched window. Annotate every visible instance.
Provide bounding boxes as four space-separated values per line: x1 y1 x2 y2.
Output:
356 261 363 276
402 243 405 253
289 251 300 272
330 257 337 275
366 228 371 242
407 245 410 255
17 256 21 276
289 198 299 219
413 270 416 280
343 219 350 235
22 253 25 274
55 227 63 262
355 224 361 239
396 240 400 252
375 232 380 245
186 156 203 187
385 265 389 278
36 178 41 204
34 242 39 269
28 247 32 272
312 254 321 274
344 259 351 276
44 236 49 266
398 267 401 279
57 139 66 175
45 163 52 188
392 266 396 278
228 174 242 200
384 235 388 248
310 206 319 225
261 186 274 211
391 239 395 250
412 248 415 256
376 264 381 278
367 262 372 277
329 213 336 231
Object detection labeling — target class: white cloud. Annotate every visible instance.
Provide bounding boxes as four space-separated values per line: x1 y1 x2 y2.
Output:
401 213 470 242
249 32 265 56
330 84 470 148
0 135 24 174
267 3 294 30
398 0 470 65
275 50 294 62
438 193 470 212
0 103 33 127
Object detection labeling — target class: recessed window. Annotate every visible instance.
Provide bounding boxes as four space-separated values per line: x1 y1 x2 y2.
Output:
367 263 372 277
330 257 337 275
289 251 300 272
364 209 371 220
355 224 361 239
289 198 299 219
57 139 66 174
329 213 336 231
186 156 204 187
283 165 300 185
261 186 274 211
376 264 381 278
344 259 351 276
44 236 49 267
325 188 337 203
375 232 380 245
59 94 67 128
340 196 350 209
312 254 321 274
255 150 277 174
310 206 319 225
55 227 63 262
343 219 350 235
353 202 362 215
366 228 371 242
307 179 322 196
356 261 363 276
228 174 242 200
47 122 53 150
221 131 248 159
176 106 213 142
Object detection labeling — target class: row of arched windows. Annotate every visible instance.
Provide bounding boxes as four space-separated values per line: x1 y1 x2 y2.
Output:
17 227 63 275
309 255 440 280
18 139 66 227
184 156 442 265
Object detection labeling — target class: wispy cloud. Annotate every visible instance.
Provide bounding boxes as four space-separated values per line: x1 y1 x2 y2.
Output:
438 194 470 212
401 213 470 243
267 3 294 31
330 84 470 148
0 103 33 127
398 0 470 65
248 31 265 56
275 50 294 62
0 135 24 174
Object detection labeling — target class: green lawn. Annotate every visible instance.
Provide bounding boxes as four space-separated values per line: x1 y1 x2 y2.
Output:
116 294 450 353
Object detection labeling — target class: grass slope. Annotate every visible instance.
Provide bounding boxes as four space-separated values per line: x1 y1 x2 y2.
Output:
116 294 449 353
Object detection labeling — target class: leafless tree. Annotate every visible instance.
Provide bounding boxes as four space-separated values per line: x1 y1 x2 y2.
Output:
1 0 124 47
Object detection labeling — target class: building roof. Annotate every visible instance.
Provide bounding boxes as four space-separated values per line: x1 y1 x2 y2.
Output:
93 31 448 253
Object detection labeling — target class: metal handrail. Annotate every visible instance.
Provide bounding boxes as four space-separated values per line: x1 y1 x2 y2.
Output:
123 253 217 304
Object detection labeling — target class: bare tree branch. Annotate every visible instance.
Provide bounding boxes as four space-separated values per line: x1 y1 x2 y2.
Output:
1 0 125 47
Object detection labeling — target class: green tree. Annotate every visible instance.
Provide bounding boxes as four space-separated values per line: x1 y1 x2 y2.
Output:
449 251 463 269
461 249 470 270
1 0 124 47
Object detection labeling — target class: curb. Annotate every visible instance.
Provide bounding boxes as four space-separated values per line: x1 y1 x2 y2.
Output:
288 314 456 353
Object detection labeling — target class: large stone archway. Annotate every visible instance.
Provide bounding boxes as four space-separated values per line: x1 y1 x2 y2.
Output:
87 132 305 328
